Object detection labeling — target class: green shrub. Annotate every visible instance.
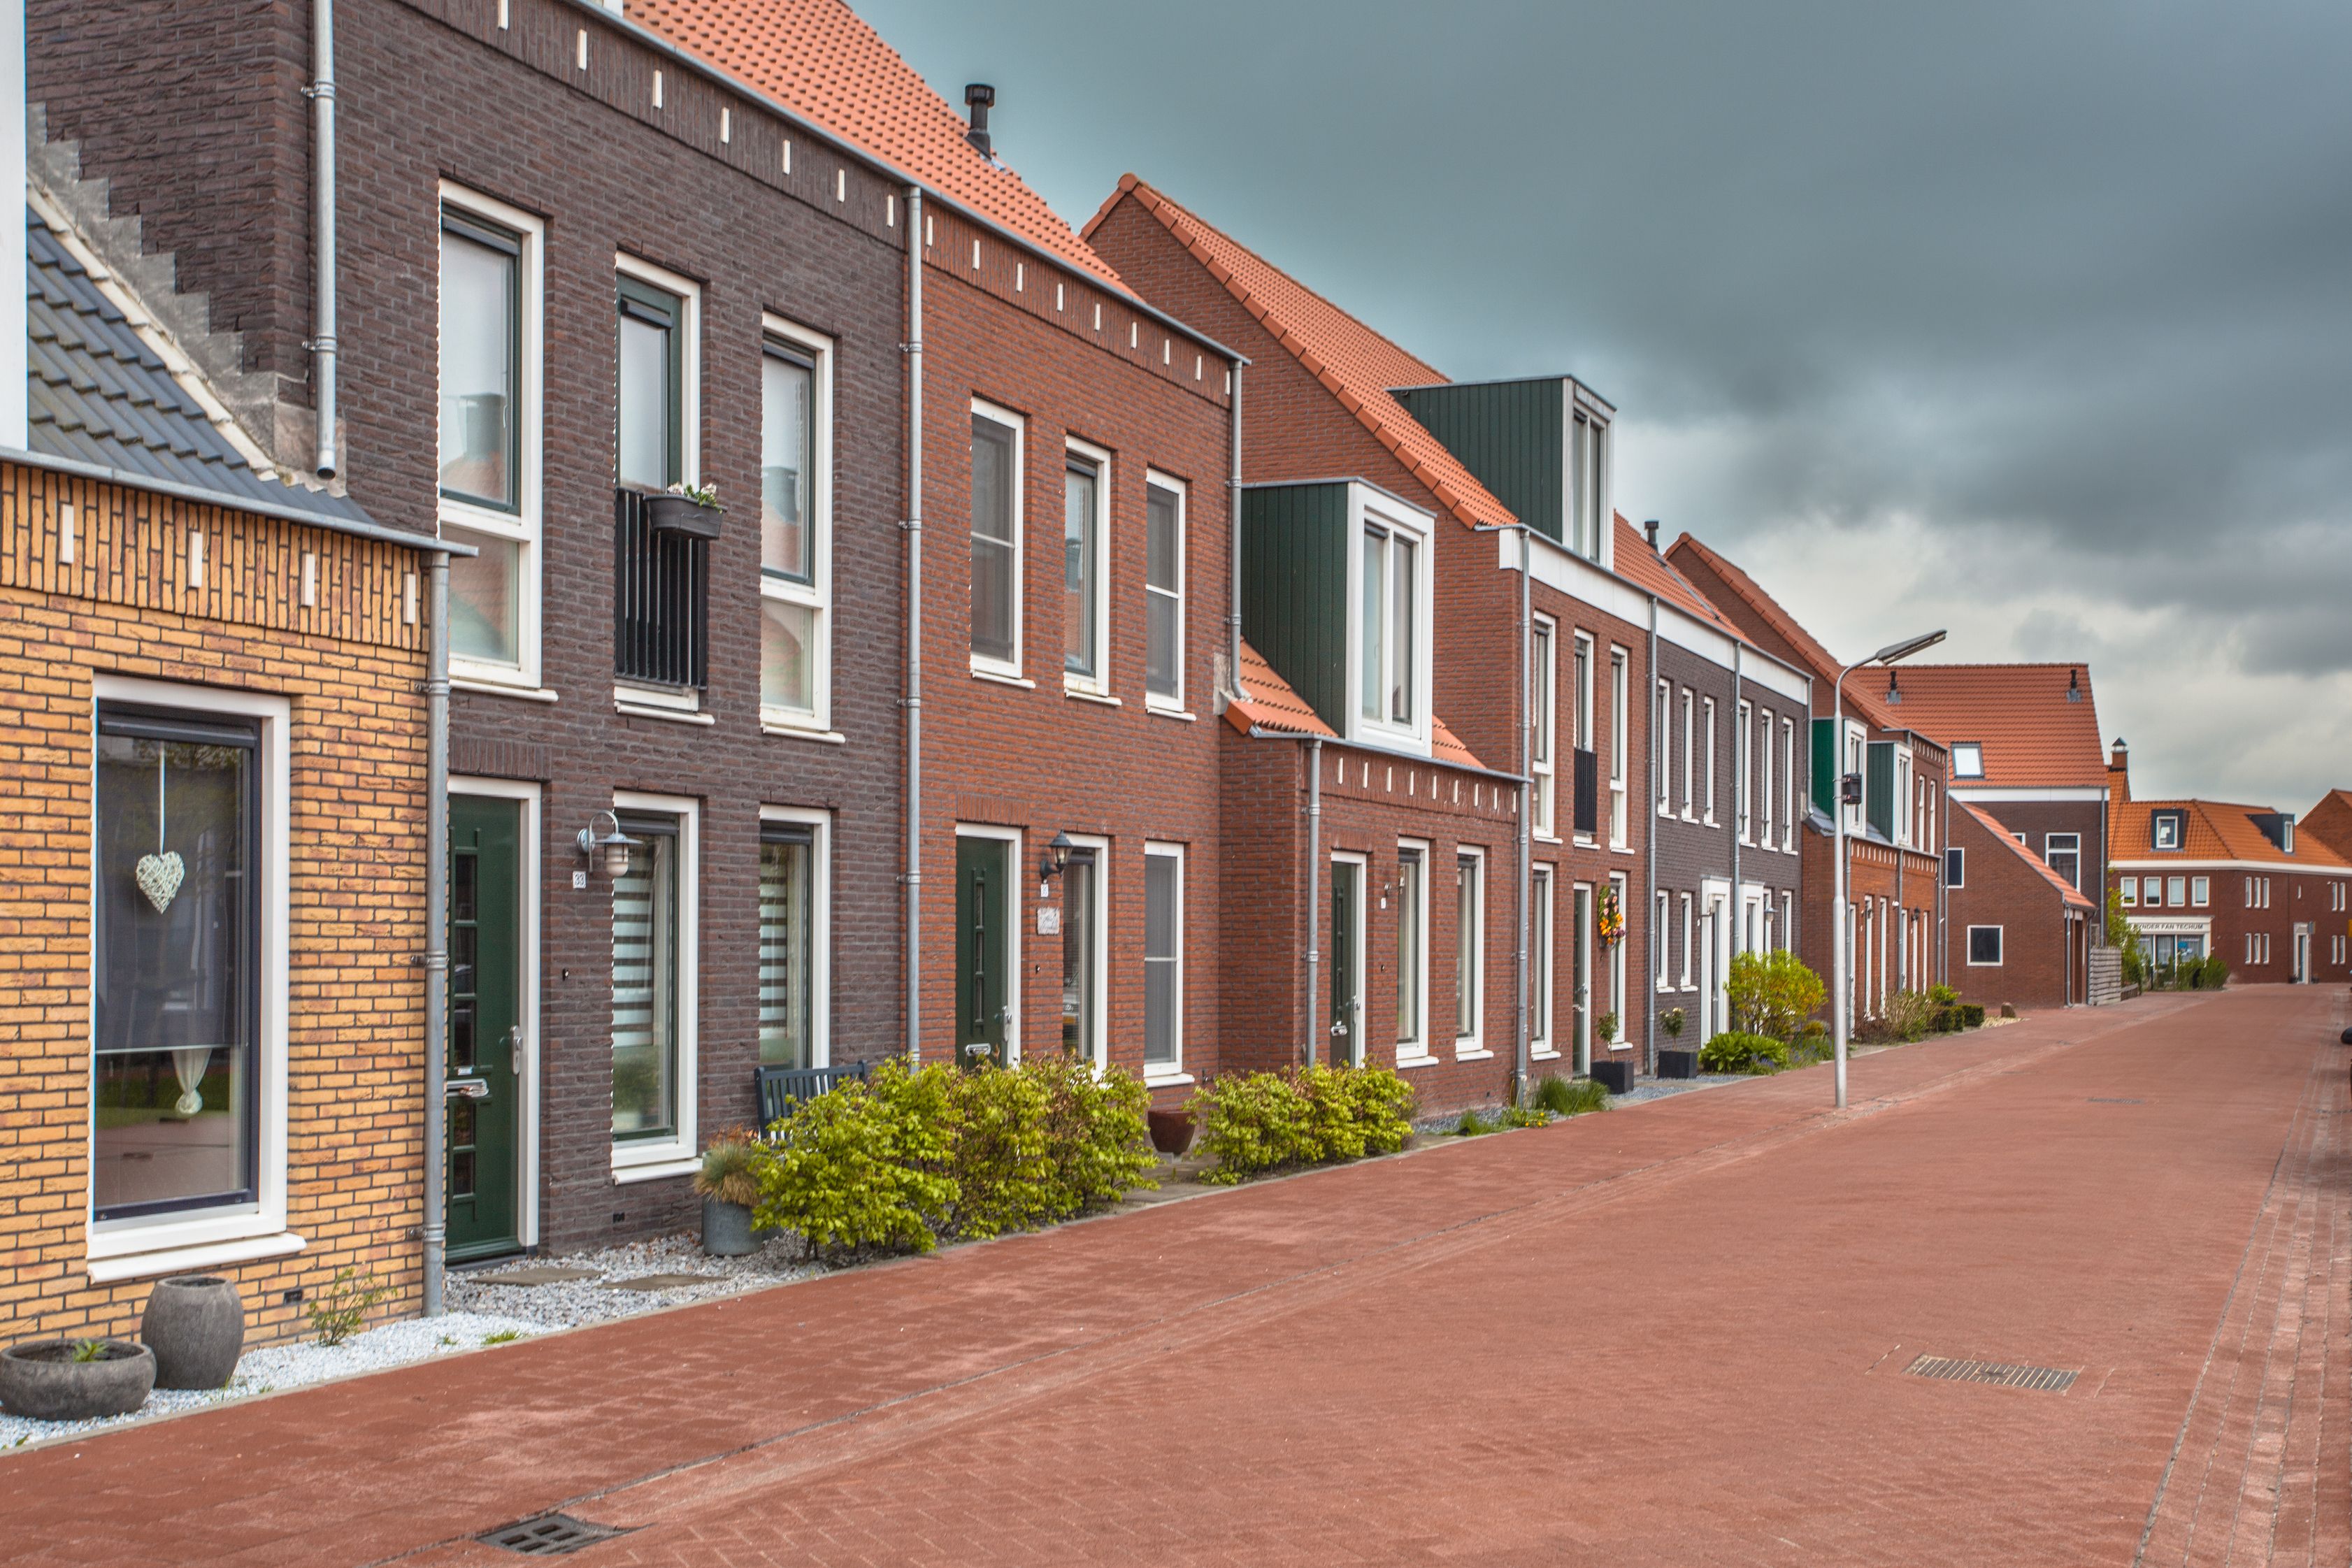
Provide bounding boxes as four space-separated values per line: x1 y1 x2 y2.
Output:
1497 1104 1551 1129
1699 1032 1791 1074
1027 1056 1159 1217
2200 954 2230 989
1190 1065 1415 1181
943 1063 1056 1240
756 1061 959 1261
1955 1002 1986 1028
1533 1074 1610 1116
694 1126 768 1207
1661 1007 1686 1039
308 1267 392 1346
1453 1108 1495 1136
1927 983 1958 1007
1728 949 1826 1042
1883 988 1935 1042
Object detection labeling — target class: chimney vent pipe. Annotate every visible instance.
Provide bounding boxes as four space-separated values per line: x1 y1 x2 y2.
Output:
963 83 995 158
1643 518 1660 552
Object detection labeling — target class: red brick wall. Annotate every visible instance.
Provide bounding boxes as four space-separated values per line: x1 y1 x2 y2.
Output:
2111 865 2352 986
1800 833 1943 1025
1946 808 2082 1012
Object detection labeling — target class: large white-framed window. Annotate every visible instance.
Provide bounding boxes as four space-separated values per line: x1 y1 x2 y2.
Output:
1455 846 1486 1055
1607 871 1630 1049
1528 863 1555 1056
1143 842 1186 1080
1530 614 1557 838
1681 689 1697 819
1737 700 1754 842
969 398 1026 678
611 789 699 1180
615 254 700 492
1967 926 2003 967
1059 832 1110 1070
1781 717 1797 849
2044 832 2081 890
2118 875 2136 906
758 806 830 1071
1893 748 1915 848
1063 436 1112 696
759 315 833 734
1608 647 1629 847
1656 889 1672 986
1568 404 1611 563
1396 841 1430 1062
87 677 294 1281
1656 677 1673 816
440 185 545 691
1702 697 1718 825
1679 891 1695 990
1844 723 1867 835
1349 489 1435 754
1144 472 1186 710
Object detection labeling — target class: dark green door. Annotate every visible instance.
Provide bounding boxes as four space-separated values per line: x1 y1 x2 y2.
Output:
1330 861 1359 1067
956 837 1010 1067
448 795 522 1259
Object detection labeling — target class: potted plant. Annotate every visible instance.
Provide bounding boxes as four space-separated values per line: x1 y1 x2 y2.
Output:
142 1275 244 1390
1656 1007 1698 1079
1661 1008 1685 1040
0 1337 154 1421
696 1127 766 1258
647 480 724 540
1596 1011 1619 1047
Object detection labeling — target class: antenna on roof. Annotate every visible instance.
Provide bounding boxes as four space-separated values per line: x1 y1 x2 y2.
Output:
963 83 996 159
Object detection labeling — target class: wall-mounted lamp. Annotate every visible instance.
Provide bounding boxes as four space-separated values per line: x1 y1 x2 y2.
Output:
576 810 638 880
1040 830 1076 881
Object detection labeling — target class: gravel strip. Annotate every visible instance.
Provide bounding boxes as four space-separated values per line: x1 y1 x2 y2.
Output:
447 1231 817 1328
1 1310 545 1452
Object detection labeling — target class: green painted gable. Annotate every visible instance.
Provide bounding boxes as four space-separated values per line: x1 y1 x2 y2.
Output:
1393 379 1565 545
1240 482 1353 731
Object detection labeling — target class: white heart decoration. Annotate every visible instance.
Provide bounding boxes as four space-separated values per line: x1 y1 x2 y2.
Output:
136 851 185 914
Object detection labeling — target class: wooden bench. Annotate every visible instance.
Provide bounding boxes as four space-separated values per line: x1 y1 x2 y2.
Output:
754 1061 871 1131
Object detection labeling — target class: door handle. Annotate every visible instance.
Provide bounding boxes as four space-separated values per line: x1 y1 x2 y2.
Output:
508 1025 524 1074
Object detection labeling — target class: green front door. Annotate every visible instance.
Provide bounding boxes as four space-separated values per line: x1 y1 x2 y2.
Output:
1330 861 1360 1067
448 795 522 1259
956 837 1010 1067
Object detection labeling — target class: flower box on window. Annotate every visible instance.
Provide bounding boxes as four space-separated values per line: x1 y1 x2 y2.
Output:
646 492 724 540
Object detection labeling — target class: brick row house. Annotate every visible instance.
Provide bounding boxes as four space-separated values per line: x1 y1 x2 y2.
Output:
2107 744 2352 984
1668 536 1949 1023
5 122 450 1342
1876 663 2111 1009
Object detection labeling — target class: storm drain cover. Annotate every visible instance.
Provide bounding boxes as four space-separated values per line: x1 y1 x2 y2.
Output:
1905 1354 2078 1393
480 1513 629 1555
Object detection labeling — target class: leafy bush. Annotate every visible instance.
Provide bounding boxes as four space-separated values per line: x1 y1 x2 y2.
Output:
944 1063 1056 1240
1027 1054 1159 1218
308 1268 392 1346
1497 1104 1551 1129
1533 1074 1611 1116
694 1126 766 1207
1883 988 1936 1042
1699 1032 1791 1074
2121 941 2145 988
2202 954 2230 989
2105 886 2137 951
1927 983 1959 1007
1955 1002 1986 1028
1728 950 1826 1042
1453 1108 1495 1137
1661 1007 1686 1040
756 1061 959 1261
1190 1065 1416 1182
1596 1012 1619 1046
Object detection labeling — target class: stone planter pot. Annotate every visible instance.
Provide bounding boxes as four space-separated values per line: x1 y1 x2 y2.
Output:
646 494 724 540
1587 1059 1633 1095
702 1197 756 1257
1657 1049 1699 1081
1146 1108 1196 1156
0 1339 155 1421
142 1275 245 1390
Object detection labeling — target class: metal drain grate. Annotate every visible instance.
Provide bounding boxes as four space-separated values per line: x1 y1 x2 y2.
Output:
2087 1096 2144 1104
1905 1354 2078 1393
480 1514 629 1556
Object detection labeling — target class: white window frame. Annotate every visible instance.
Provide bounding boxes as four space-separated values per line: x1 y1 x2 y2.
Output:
1951 742 1984 779
1528 864 1555 1056
611 789 700 1181
1781 890 1794 952
1655 677 1673 817
86 677 296 1281
1737 698 1754 842
615 252 701 489
1681 689 1698 820
1142 840 1187 1082
1702 697 1719 825
1396 840 1432 1063
1062 435 1113 698
1567 404 1612 563
1530 613 1557 840
2153 812 2181 851
1060 830 1111 1072
969 397 1027 680
1967 924 2002 968
1608 872 1630 1049
1655 889 1672 986
2119 877 2136 907
1781 717 1797 849
759 804 832 1071
1893 748 1914 848
1142 470 1187 713
440 184 545 693
1345 487 1435 756
1608 647 1629 847
759 314 836 736
1679 890 1695 991
1946 846 1966 888
1844 721 1867 836
1454 845 1487 1057
2044 831 2081 890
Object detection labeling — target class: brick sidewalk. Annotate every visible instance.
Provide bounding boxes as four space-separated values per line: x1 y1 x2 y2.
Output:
5 987 2345 1566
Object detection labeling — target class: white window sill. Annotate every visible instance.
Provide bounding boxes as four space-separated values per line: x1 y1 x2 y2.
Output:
762 719 846 745
1528 1049 1561 1062
971 666 1035 689
1454 1046 1494 1062
87 1230 305 1284
1065 685 1122 707
1147 704 1197 722
1395 1053 1440 1070
611 1153 698 1184
1608 1041 1634 1052
1572 835 1598 848
1142 1070 1193 1088
617 700 716 727
1533 832 1562 845
453 677 559 703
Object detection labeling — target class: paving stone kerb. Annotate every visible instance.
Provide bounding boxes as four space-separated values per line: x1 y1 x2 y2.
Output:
5 988 2345 1568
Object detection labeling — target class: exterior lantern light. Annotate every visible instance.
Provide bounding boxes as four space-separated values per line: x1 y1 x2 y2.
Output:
1040 830 1076 880
576 810 637 880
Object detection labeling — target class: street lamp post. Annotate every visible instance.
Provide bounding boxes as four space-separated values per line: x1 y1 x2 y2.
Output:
1831 628 1946 1109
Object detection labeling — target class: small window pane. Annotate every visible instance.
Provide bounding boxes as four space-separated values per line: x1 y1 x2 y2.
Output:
1145 484 1181 699
1359 529 1384 720
617 291 676 490
1969 926 2002 965
760 598 816 715
1456 855 1480 1037
970 417 1017 663
1396 850 1423 1044
612 818 680 1138
1391 537 1417 724
759 832 813 1069
440 226 517 509
445 524 521 668
761 350 814 582
1144 854 1180 1068
1063 460 1098 678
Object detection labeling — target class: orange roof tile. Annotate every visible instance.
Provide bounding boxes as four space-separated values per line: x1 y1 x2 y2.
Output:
2110 798 2352 868
1874 665 2105 789
1612 515 1746 640
1666 533 1905 731
1225 640 1334 739
629 0 1122 287
1431 717 1485 771
1958 800 2096 909
1086 175 1519 535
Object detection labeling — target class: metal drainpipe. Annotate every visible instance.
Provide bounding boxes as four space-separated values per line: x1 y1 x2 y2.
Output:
422 551 450 1314
309 0 338 478
903 185 924 1065
1305 737 1323 1067
1227 364 1246 703
1730 641 1741 1006
1514 528 1530 1106
1644 593 1659 1077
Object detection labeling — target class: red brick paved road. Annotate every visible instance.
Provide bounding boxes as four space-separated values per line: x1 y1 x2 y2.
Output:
6 988 2347 1566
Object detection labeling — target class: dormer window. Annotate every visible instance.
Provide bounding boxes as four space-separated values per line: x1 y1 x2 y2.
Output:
2152 810 2184 851
1951 742 1984 779
1349 491 1433 752
1569 405 1609 564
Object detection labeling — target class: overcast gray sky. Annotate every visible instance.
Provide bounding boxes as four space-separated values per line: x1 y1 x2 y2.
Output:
858 0 2352 810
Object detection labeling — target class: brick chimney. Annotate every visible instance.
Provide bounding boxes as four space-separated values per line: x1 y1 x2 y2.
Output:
2108 738 2130 807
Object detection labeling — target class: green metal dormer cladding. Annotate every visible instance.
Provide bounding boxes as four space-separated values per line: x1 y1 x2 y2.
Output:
1240 480 1437 758
1392 375 1616 565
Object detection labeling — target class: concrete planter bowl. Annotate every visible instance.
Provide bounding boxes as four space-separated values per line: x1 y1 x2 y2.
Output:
702 1197 756 1258
0 1339 155 1421
142 1275 245 1390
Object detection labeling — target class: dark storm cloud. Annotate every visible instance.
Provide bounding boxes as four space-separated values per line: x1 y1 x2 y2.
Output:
856 0 2352 804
